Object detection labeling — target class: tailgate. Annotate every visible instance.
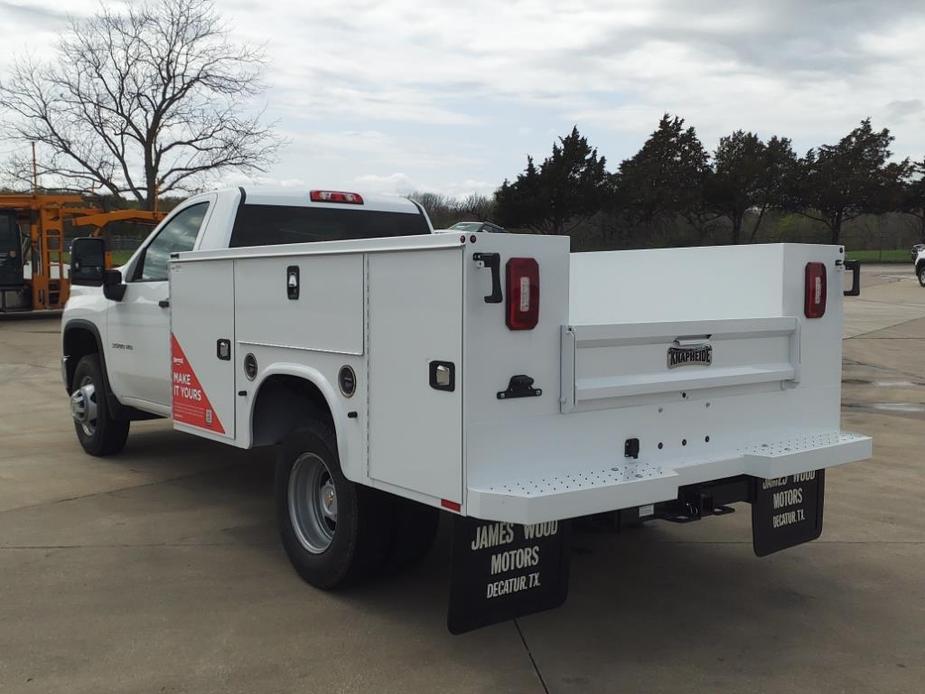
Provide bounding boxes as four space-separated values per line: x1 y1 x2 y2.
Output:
561 316 800 412
462 242 870 524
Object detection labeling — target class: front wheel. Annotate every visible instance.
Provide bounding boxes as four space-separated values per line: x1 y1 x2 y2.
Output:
276 423 393 588
918 265 925 287
70 354 129 456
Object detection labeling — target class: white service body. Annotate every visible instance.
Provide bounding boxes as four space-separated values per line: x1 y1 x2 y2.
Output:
167 232 870 524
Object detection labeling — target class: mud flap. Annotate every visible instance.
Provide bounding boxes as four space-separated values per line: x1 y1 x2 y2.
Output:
447 517 570 635
752 470 825 557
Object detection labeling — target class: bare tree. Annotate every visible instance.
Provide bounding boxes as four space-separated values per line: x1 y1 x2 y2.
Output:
459 193 495 221
0 0 278 208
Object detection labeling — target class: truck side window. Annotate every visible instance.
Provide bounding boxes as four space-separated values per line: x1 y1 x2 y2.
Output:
133 203 209 281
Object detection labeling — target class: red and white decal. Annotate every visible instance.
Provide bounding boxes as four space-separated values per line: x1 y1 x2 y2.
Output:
170 334 224 434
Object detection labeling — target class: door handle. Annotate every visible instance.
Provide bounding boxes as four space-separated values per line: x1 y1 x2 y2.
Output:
158 299 170 308
472 252 502 303
842 260 861 296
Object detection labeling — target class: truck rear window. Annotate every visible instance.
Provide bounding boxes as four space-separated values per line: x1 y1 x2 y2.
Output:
229 204 430 248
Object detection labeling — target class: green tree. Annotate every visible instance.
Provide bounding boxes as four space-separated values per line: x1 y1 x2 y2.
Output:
749 136 800 242
613 114 712 228
794 119 909 244
708 132 799 244
494 157 540 230
495 126 608 234
901 158 925 242
708 131 765 244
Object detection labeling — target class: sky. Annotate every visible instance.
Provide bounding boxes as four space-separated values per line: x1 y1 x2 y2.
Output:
1 0 924 198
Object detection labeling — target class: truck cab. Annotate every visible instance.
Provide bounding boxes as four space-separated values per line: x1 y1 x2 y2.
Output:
62 187 433 423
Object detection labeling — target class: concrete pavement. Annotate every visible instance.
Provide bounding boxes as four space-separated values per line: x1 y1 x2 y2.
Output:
0 263 923 693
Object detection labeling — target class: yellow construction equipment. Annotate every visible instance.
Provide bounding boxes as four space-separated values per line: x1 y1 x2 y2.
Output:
0 193 165 313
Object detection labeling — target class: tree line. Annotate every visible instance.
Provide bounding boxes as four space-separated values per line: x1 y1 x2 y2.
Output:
417 116 925 252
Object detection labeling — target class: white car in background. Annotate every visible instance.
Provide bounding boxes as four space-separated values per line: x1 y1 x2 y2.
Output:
914 247 925 287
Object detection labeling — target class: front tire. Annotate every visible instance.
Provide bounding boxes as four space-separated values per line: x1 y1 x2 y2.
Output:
276 423 393 588
918 265 925 287
70 354 129 456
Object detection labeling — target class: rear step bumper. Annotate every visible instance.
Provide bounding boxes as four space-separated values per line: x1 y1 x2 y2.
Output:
466 431 871 524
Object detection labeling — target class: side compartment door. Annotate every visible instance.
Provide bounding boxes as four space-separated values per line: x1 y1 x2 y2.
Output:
367 249 463 504
168 258 236 441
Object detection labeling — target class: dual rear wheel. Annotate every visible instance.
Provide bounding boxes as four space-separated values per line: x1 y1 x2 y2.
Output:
276 422 440 588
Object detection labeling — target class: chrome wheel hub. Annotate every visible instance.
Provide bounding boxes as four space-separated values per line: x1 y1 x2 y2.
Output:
320 479 338 520
288 453 337 554
70 379 98 437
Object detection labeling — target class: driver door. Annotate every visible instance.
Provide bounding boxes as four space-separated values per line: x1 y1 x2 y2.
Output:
107 200 213 412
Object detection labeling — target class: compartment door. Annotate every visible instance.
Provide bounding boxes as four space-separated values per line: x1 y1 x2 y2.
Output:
367 249 463 503
168 258 236 441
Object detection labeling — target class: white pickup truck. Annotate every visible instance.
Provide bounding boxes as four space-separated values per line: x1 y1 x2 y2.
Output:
63 187 871 633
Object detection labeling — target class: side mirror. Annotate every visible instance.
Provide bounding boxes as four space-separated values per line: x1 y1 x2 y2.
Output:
70 237 106 286
102 269 126 302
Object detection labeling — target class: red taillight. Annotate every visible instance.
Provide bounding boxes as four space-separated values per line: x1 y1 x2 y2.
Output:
506 257 539 330
309 190 364 204
804 262 827 318
441 498 461 512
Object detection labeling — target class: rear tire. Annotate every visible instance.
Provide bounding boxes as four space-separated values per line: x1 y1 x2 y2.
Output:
385 498 440 570
70 354 129 456
276 423 394 588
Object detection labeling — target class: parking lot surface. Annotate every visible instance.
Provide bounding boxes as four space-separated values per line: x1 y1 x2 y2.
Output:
1 264 923 693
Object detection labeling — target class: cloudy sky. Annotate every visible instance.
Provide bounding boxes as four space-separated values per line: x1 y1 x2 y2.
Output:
2 0 924 198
